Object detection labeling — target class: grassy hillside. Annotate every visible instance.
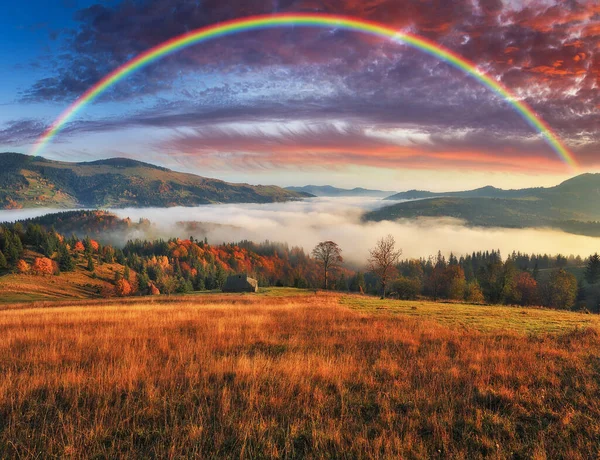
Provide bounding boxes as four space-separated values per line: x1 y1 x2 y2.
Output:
0 248 129 303
0 152 305 209
1 293 599 457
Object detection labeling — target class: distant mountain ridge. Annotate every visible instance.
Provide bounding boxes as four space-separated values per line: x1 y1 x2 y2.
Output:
366 174 600 237
385 185 545 200
0 152 308 209
286 185 396 197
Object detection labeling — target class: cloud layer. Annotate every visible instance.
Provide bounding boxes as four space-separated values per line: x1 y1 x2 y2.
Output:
7 0 600 172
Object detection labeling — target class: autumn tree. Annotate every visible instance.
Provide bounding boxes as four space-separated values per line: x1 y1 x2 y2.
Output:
425 255 446 300
541 269 577 309
32 257 54 276
465 280 485 304
312 241 343 290
512 272 539 306
368 235 402 298
16 259 30 274
445 265 466 300
115 279 132 297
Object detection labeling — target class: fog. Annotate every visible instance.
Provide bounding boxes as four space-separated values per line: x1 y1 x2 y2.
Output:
2 198 599 266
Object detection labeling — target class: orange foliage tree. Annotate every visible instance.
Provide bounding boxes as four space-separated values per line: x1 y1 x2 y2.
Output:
32 257 55 276
16 259 30 274
115 279 132 297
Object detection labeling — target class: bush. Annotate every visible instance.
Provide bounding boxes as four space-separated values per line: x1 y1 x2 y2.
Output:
393 276 421 300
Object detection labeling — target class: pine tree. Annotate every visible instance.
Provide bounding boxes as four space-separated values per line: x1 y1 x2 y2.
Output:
532 261 540 281
86 255 95 272
0 250 6 269
58 245 76 272
585 253 600 285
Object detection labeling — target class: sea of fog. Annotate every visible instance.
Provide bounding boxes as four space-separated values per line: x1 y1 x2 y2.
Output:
1 197 599 266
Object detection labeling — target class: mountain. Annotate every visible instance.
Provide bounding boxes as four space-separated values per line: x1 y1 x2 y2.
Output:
286 185 396 197
0 152 307 209
384 185 543 200
365 174 600 237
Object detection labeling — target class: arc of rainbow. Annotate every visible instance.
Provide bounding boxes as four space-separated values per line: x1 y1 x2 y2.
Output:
31 13 578 169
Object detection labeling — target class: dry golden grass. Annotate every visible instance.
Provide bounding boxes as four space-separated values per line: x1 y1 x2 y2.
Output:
0 259 123 303
1 293 600 458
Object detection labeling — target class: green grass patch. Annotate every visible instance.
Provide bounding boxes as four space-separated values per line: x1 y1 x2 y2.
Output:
342 295 600 335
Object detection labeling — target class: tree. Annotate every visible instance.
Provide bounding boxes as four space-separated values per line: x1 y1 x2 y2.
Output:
16 259 30 274
393 276 421 300
465 281 485 304
425 261 446 300
541 269 578 309
86 255 95 272
0 251 6 269
368 235 402 298
512 272 539 306
311 241 343 290
586 253 600 285
445 265 466 300
115 279 132 297
335 273 349 292
58 245 75 272
32 257 54 276
350 272 366 293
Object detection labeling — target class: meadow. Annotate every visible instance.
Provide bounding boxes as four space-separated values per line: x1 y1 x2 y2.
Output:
1 291 600 458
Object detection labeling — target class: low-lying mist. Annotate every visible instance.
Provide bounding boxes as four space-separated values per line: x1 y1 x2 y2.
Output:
2 198 599 267
107 198 600 266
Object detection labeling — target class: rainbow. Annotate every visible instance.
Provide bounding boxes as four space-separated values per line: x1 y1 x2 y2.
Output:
31 13 578 169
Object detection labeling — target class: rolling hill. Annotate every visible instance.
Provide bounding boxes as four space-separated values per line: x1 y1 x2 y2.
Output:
286 185 396 197
367 174 600 236
0 152 308 209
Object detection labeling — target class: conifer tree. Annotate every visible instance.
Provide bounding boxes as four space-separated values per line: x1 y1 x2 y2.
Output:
585 253 600 285
86 255 95 272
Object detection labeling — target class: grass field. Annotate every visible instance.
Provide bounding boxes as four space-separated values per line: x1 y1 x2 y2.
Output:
1 292 600 458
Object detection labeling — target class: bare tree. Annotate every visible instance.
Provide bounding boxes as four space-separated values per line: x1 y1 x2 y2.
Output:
312 241 343 290
368 234 402 298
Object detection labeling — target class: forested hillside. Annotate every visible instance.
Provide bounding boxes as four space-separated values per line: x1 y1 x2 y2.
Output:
0 152 306 209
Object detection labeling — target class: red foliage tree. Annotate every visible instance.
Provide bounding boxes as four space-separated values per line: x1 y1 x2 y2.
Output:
514 272 539 306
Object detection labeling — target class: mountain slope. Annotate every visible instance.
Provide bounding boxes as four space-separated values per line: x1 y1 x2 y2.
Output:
385 175 600 217
0 153 306 209
366 174 600 237
286 185 396 197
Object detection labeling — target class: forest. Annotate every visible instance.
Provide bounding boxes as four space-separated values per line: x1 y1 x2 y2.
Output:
1 218 599 312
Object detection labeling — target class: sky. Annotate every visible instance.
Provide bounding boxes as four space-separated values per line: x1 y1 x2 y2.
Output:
0 0 598 191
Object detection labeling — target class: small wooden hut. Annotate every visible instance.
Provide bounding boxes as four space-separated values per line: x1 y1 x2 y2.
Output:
222 274 259 293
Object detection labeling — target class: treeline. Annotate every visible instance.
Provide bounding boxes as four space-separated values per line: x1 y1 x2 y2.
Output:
0 222 329 295
391 250 581 310
2 220 600 312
